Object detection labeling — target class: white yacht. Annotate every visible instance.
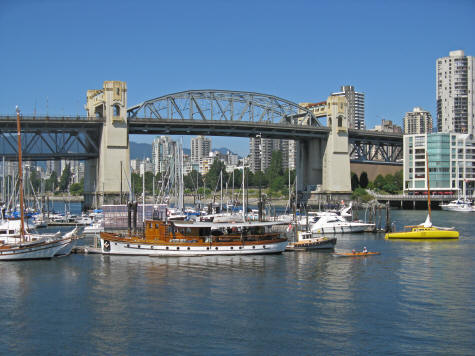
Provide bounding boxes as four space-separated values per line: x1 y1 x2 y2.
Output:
302 212 374 234
440 198 474 212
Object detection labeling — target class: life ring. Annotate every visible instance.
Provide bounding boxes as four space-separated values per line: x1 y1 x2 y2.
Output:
103 240 111 252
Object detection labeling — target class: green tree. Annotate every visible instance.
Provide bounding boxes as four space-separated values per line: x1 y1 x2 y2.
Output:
373 174 386 191
59 164 72 192
352 187 373 202
45 171 58 192
70 182 83 195
265 151 283 182
184 170 200 191
351 172 360 191
359 171 369 189
131 172 142 195
393 170 403 192
269 175 285 192
144 171 154 194
251 170 268 187
205 160 227 190
29 169 41 193
232 168 242 188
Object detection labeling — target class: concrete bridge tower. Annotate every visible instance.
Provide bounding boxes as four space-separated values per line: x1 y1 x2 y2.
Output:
321 95 351 193
84 81 130 208
296 94 351 199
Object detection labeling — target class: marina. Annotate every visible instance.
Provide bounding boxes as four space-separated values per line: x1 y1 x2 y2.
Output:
1 0 474 353
0 208 473 354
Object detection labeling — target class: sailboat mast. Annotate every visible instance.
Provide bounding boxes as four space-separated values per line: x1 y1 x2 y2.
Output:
2 156 5 203
426 152 431 218
142 163 145 223
242 162 245 221
16 106 25 241
220 170 223 212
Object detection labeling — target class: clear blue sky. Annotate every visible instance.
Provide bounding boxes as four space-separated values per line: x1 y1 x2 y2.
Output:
1 0 474 156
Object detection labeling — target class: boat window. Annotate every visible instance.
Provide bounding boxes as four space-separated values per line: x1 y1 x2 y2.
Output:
9 230 14 234
0 230 6 234
155 224 159 228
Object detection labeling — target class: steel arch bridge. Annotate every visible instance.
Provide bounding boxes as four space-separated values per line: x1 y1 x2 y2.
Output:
127 90 322 127
0 89 403 164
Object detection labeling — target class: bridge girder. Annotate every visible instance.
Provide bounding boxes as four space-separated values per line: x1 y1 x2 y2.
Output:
0 116 102 161
349 139 403 164
127 90 322 127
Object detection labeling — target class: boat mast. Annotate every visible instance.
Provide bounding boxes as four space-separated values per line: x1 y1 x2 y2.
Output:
142 162 145 223
426 152 431 219
16 106 25 241
242 162 246 221
220 170 223 213
2 155 5 203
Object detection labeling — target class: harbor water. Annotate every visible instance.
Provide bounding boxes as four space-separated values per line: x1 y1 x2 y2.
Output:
1 207 474 355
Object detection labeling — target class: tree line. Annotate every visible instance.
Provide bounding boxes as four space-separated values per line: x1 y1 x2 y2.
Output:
351 170 403 201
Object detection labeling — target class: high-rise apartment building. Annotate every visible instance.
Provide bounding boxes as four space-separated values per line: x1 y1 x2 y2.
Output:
46 160 61 177
152 136 176 175
436 50 474 134
191 136 211 164
249 137 289 173
332 85 365 129
403 107 433 134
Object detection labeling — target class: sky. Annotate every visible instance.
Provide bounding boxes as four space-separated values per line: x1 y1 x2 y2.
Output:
1 0 474 156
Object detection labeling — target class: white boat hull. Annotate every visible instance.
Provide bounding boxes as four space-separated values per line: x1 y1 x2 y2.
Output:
54 238 78 256
311 223 373 234
0 238 72 261
440 205 473 212
100 238 288 256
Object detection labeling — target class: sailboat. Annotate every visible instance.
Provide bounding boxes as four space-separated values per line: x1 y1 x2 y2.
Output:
0 107 75 260
385 152 459 240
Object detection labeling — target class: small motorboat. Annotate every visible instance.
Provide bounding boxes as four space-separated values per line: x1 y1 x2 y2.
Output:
286 231 337 251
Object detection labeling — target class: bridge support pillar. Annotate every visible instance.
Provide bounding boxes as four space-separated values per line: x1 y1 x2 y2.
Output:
296 139 324 191
84 81 130 208
321 95 351 194
296 95 351 201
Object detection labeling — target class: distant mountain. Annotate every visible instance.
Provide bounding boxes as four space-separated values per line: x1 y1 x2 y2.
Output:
130 142 152 160
215 147 237 156
130 141 236 159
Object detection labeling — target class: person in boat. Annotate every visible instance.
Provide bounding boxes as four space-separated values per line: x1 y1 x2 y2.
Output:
352 249 356 254
363 246 367 254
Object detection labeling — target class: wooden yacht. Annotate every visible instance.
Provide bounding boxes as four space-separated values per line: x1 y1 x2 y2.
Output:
100 219 288 256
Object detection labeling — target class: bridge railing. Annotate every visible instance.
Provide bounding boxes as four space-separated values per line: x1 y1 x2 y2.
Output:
0 115 104 122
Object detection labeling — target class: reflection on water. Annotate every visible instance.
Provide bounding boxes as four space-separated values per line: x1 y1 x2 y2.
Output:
0 210 474 355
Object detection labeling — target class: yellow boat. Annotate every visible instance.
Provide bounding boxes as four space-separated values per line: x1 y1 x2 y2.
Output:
386 153 460 240
385 225 459 239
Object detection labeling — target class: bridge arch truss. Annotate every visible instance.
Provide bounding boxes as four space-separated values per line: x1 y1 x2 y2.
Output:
127 90 321 127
